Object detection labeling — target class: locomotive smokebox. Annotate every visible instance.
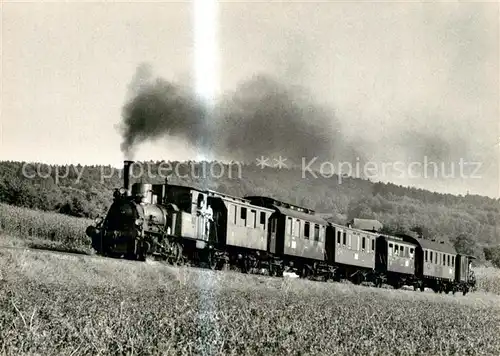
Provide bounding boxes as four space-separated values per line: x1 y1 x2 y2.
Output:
123 160 134 195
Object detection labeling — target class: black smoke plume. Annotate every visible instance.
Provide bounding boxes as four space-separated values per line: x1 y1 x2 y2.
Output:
120 66 350 164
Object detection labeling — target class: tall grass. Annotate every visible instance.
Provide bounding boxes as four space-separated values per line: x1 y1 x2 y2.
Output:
0 203 92 252
474 266 500 295
1 248 500 355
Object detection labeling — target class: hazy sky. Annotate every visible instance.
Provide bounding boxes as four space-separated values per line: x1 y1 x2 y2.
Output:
2 1 499 197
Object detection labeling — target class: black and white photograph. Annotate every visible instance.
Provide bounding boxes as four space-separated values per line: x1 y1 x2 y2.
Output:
1 0 499 355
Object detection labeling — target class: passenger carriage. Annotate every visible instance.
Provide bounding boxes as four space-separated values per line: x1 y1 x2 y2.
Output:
325 223 377 284
245 196 328 277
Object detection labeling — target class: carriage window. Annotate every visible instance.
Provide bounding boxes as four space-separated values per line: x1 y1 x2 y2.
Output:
320 226 325 242
304 222 310 239
451 256 455 267
447 255 450 266
314 224 320 241
179 193 192 213
394 244 399 255
343 232 347 245
287 217 292 235
388 243 393 256
250 210 256 228
443 254 446 266
410 248 414 258
362 237 366 250
197 194 204 208
294 219 301 237
260 212 266 226
425 250 428 262
371 239 375 252
430 251 433 263
337 231 341 244
400 245 404 255
240 207 247 220
435 252 438 264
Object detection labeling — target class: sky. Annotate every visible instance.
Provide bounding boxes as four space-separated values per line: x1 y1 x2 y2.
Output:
1 0 499 197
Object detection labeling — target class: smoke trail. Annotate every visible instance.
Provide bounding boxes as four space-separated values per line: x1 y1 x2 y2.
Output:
120 67 346 164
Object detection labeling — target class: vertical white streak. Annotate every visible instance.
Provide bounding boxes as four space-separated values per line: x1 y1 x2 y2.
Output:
194 0 219 106
194 1 220 354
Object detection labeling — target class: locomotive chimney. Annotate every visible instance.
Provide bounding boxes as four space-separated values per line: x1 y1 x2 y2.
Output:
123 160 133 194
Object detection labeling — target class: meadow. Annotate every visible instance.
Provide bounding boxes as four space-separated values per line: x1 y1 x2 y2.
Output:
0 203 92 253
1 202 500 355
1 248 500 356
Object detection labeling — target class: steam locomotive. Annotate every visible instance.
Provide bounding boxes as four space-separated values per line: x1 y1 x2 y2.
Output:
86 160 476 295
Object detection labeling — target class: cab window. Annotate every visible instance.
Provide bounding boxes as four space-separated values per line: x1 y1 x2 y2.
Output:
230 204 237 225
250 209 256 228
260 212 266 228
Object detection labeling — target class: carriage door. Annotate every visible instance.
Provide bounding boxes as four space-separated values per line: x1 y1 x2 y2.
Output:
268 216 278 254
192 192 210 242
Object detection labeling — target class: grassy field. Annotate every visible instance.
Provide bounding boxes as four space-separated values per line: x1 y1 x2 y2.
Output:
474 266 500 295
0 203 92 253
1 248 500 356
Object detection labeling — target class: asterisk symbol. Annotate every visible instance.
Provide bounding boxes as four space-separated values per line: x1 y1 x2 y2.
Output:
274 156 288 169
256 156 270 169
